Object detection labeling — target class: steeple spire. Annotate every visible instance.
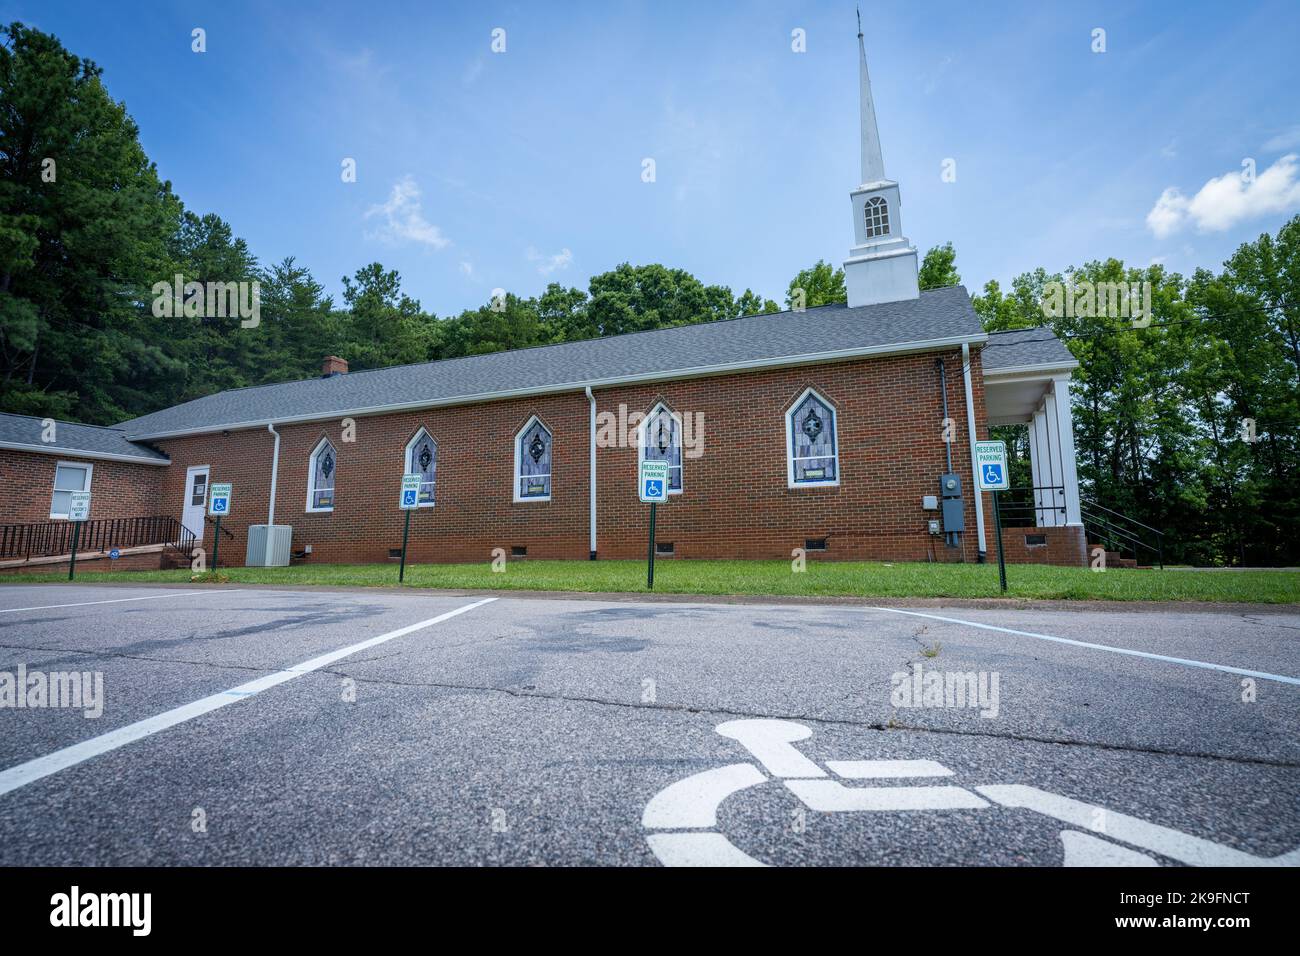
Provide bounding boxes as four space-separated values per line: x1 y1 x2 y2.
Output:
843 6 918 308
857 7 886 184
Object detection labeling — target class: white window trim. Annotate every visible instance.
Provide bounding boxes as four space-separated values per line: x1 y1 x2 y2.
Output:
404 427 437 508
306 437 337 513
785 387 840 489
49 460 93 519
513 415 553 503
865 195 890 238
637 402 684 495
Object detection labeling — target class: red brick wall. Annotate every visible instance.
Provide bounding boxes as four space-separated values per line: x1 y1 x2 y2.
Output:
0 548 166 576
996 525 1088 567
151 348 1006 567
0 450 164 525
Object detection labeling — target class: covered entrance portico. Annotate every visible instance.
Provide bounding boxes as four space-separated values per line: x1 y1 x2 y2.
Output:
981 331 1087 566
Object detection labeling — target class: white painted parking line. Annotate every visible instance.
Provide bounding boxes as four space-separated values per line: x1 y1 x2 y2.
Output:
827 759 953 779
786 778 989 812
978 785 1300 867
641 763 767 830
0 590 240 614
645 832 766 867
0 597 496 798
716 718 826 778
868 606 1300 686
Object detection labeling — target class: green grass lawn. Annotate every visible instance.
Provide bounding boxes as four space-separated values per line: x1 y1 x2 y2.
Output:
2 559 1297 603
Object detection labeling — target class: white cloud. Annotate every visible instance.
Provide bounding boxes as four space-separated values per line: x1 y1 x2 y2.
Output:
459 260 475 277
1145 154 1300 238
364 176 450 249
1263 126 1300 152
526 246 573 275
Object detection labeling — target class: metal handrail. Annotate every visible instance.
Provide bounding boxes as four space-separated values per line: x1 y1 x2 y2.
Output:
0 515 194 562
1080 497 1166 540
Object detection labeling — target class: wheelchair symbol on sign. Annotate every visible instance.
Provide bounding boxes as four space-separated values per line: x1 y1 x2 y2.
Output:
641 719 1300 867
645 480 664 498
982 464 1002 485
402 490 418 507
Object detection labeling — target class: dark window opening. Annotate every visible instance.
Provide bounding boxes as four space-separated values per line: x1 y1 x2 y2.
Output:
388 548 402 559
1025 534 1047 546
511 546 527 557
805 537 829 552
656 541 674 555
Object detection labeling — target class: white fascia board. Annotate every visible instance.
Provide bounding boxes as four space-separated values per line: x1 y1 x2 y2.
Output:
982 361 1080 382
125 333 989 441
0 440 170 465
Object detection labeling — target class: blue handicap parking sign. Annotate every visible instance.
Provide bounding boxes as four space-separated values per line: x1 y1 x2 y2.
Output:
402 489 417 507
212 497 228 513
644 479 664 498
982 464 1003 485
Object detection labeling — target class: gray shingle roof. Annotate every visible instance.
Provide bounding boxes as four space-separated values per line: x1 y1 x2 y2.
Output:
0 412 169 463
119 285 987 438
981 327 1078 372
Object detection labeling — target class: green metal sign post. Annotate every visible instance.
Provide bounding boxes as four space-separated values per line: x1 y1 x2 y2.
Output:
67 490 91 581
976 440 1010 594
639 460 669 590
646 501 657 589
991 491 1007 593
398 473 421 584
68 520 82 581
207 482 232 572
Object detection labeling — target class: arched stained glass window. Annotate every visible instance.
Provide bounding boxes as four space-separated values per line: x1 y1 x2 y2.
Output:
405 429 437 506
515 416 552 501
640 403 682 493
864 196 890 238
786 389 839 487
307 438 337 511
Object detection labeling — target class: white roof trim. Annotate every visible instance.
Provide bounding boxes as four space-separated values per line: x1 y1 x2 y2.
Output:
124 332 989 440
983 360 1080 380
0 440 169 465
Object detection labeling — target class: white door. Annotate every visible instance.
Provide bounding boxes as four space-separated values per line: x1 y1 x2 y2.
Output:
182 466 210 538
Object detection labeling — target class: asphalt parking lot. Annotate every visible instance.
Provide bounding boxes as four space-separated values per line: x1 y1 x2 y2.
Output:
0 584 1296 866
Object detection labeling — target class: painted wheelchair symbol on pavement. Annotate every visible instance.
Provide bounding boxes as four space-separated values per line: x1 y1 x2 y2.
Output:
642 719 1300 867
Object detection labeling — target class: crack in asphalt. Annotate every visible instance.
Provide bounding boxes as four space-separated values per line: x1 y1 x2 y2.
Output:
308 667 1300 771
3 638 1297 773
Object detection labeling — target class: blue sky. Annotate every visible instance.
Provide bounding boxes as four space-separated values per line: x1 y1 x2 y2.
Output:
6 0 1300 315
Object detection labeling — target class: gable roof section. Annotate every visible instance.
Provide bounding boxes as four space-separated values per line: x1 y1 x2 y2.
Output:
119 286 988 439
981 327 1078 373
0 412 169 464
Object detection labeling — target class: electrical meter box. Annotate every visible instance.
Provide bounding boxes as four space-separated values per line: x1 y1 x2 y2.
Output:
939 473 965 533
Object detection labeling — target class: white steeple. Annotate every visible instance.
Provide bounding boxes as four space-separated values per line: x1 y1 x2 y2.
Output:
857 10 886 185
843 10 919 308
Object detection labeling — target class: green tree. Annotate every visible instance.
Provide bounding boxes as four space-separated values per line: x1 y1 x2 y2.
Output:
918 242 961 290
784 260 845 309
0 22 181 422
336 263 438 369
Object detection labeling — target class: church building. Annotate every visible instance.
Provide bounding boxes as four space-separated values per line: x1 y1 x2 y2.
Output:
0 28 1087 574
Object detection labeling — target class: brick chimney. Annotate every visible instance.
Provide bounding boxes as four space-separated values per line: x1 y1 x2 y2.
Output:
322 356 349 377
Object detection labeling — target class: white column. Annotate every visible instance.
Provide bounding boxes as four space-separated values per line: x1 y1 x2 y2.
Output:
961 344 987 558
1032 408 1056 527
1052 376 1083 526
1027 416 1043 525
1043 390 1067 526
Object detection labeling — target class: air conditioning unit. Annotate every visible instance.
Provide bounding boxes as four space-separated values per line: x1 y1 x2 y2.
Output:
246 524 292 567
